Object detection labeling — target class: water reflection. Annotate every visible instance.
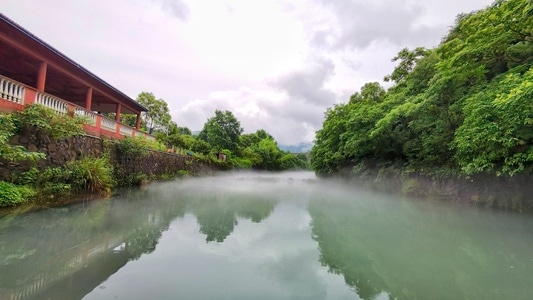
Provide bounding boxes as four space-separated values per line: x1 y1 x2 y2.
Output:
0 173 289 299
187 187 276 243
309 185 533 299
0 188 187 299
1 171 533 299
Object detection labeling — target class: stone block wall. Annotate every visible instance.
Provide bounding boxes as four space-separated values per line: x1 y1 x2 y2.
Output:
0 127 216 182
0 127 103 180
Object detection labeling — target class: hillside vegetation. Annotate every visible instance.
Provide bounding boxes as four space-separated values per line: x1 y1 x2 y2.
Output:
311 0 532 178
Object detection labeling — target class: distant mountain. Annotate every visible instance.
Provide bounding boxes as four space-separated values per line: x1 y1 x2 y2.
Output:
279 142 313 153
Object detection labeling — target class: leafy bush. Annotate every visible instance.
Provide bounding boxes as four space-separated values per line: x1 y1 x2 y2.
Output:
17 167 73 197
115 136 166 157
0 181 36 207
0 113 45 162
67 156 115 193
231 157 253 169
191 139 211 155
13 104 87 139
115 137 150 156
311 0 533 177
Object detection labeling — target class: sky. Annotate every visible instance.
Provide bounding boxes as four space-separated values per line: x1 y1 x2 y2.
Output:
3 0 494 146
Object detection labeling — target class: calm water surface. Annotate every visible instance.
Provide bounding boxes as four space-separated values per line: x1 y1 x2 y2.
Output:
1 171 533 299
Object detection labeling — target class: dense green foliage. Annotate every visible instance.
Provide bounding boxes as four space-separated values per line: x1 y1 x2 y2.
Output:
14 104 87 139
13 155 115 199
128 93 309 171
0 113 44 162
195 111 309 171
154 122 195 151
0 181 35 207
198 109 244 153
115 136 165 156
1 104 85 164
0 105 116 205
311 0 533 178
0 104 97 205
16 166 72 197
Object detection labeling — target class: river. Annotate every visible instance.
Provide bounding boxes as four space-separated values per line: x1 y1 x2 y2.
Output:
1 171 532 299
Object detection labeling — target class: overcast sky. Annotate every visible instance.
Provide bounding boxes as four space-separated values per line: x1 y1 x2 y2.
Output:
4 0 493 146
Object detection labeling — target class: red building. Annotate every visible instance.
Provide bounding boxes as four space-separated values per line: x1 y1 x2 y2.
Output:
0 13 154 140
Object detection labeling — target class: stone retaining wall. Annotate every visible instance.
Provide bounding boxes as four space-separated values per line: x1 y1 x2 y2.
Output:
0 127 216 181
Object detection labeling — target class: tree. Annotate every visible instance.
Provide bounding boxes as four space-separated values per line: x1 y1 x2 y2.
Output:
311 103 351 175
177 126 192 135
120 114 143 129
198 110 243 153
311 0 533 177
136 92 172 134
384 47 430 84
350 82 387 103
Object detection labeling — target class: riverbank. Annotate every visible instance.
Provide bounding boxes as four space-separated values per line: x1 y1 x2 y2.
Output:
0 157 220 216
0 125 221 209
330 165 533 212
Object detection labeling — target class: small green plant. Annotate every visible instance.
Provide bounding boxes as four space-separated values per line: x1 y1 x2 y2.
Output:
67 156 115 193
0 181 36 207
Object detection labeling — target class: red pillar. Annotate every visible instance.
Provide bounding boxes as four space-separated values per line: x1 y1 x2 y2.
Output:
37 62 47 91
85 87 93 110
135 113 141 129
37 62 48 92
115 103 121 121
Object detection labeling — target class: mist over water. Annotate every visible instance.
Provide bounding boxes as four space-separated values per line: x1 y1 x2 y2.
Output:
1 171 532 299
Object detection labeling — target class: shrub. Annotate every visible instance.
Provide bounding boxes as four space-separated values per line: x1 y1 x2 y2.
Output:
0 113 45 162
231 157 253 169
115 136 166 157
13 104 87 139
0 181 36 207
16 167 73 198
191 139 211 155
67 156 115 193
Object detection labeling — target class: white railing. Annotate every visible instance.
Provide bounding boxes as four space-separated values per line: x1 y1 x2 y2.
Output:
119 123 133 136
0 76 25 104
74 107 97 125
0 75 157 141
35 92 68 114
87 244 106 261
101 116 117 132
9 275 45 300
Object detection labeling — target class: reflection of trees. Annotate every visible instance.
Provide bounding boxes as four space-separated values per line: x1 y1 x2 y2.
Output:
190 192 276 243
236 198 275 223
310 203 385 300
196 208 237 243
309 192 533 300
0 187 187 299
125 226 162 259
0 178 280 299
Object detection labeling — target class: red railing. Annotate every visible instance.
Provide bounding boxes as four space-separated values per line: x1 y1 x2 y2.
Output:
0 74 155 141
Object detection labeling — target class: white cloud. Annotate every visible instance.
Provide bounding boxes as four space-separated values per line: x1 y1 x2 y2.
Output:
2 0 494 146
